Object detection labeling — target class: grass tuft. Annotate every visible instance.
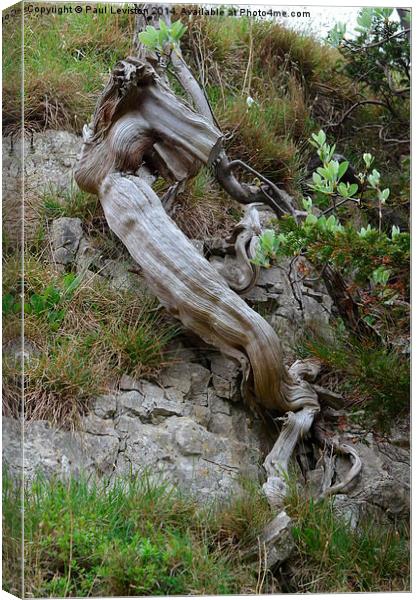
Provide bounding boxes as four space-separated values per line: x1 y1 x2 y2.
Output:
296 327 410 430
2 471 274 597
3 257 179 428
284 483 410 592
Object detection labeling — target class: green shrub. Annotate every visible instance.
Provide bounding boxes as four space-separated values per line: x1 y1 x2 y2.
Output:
297 328 410 428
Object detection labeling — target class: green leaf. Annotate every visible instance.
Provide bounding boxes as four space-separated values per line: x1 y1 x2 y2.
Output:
380 188 390 202
368 169 381 188
328 160 340 180
305 213 318 226
316 130 326 146
260 229 275 253
356 7 373 31
30 293 46 314
338 161 349 179
44 286 61 307
371 266 391 286
312 172 322 185
363 153 374 168
337 182 349 197
348 183 358 197
138 30 159 48
391 225 400 239
326 215 337 230
302 197 313 212
63 274 81 296
171 19 186 40
2 293 15 315
158 29 166 48
159 19 169 34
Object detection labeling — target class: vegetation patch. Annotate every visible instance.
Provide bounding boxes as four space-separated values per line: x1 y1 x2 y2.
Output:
3 472 409 597
3 256 178 428
296 328 409 429
284 484 410 593
2 473 275 597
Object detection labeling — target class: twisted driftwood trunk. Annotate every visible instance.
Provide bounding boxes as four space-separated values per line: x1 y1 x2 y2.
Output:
75 56 360 511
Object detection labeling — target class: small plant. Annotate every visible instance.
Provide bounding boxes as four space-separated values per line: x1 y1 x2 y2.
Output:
253 130 409 330
4 273 81 331
138 19 187 54
285 482 410 592
296 328 410 428
328 8 410 104
308 130 390 230
2 472 272 597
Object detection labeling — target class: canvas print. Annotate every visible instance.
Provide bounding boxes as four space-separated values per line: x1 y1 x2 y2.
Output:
2 2 411 596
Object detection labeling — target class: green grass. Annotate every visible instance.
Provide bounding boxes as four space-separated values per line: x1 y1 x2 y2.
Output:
3 471 409 597
3 256 179 427
3 9 134 132
41 184 100 222
2 472 275 597
285 485 410 592
296 328 410 430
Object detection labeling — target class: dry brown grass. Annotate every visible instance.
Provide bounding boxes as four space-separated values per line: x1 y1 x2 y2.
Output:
3 11 135 132
2 256 178 428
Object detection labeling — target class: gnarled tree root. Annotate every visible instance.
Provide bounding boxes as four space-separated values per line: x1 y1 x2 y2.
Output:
75 57 361 532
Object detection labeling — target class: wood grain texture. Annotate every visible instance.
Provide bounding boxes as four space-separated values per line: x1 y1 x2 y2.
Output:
73 55 366 514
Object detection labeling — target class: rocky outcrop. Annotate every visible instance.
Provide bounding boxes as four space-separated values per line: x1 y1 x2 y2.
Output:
3 364 410 525
3 359 266 502
2 131 409 563
3 131 81 245
51 217 83 265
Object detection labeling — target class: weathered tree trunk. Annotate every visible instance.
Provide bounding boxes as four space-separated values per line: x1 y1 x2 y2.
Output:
74 57 323 503
75 40 361 515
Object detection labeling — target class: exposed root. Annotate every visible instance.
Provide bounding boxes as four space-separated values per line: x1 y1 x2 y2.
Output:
75 56 363 552
263 406 319 509
210 204 261 294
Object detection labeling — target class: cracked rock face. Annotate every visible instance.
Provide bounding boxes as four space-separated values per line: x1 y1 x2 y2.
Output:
3 360 266 502
3 130 409 522
243 257 334 357
3 131 81 245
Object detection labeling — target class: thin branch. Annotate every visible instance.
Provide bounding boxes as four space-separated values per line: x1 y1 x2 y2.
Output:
352 28 410 51
327 100 388 128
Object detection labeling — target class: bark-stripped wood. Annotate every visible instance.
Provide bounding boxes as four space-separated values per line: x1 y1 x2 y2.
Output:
75 54 361 512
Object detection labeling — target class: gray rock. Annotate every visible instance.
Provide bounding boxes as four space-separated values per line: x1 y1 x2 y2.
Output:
92 394 117 419
2 417 119 482
100 259 145 293
118 390 148 418
344 435 409 519
209 390 232 415
119 374 141 392
3 131 81 245
240 257 334 357
51 217 83 265
242 511 294 568
3 338 40 367
159 362 211 399
118 384 185 422
210 354 241 401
